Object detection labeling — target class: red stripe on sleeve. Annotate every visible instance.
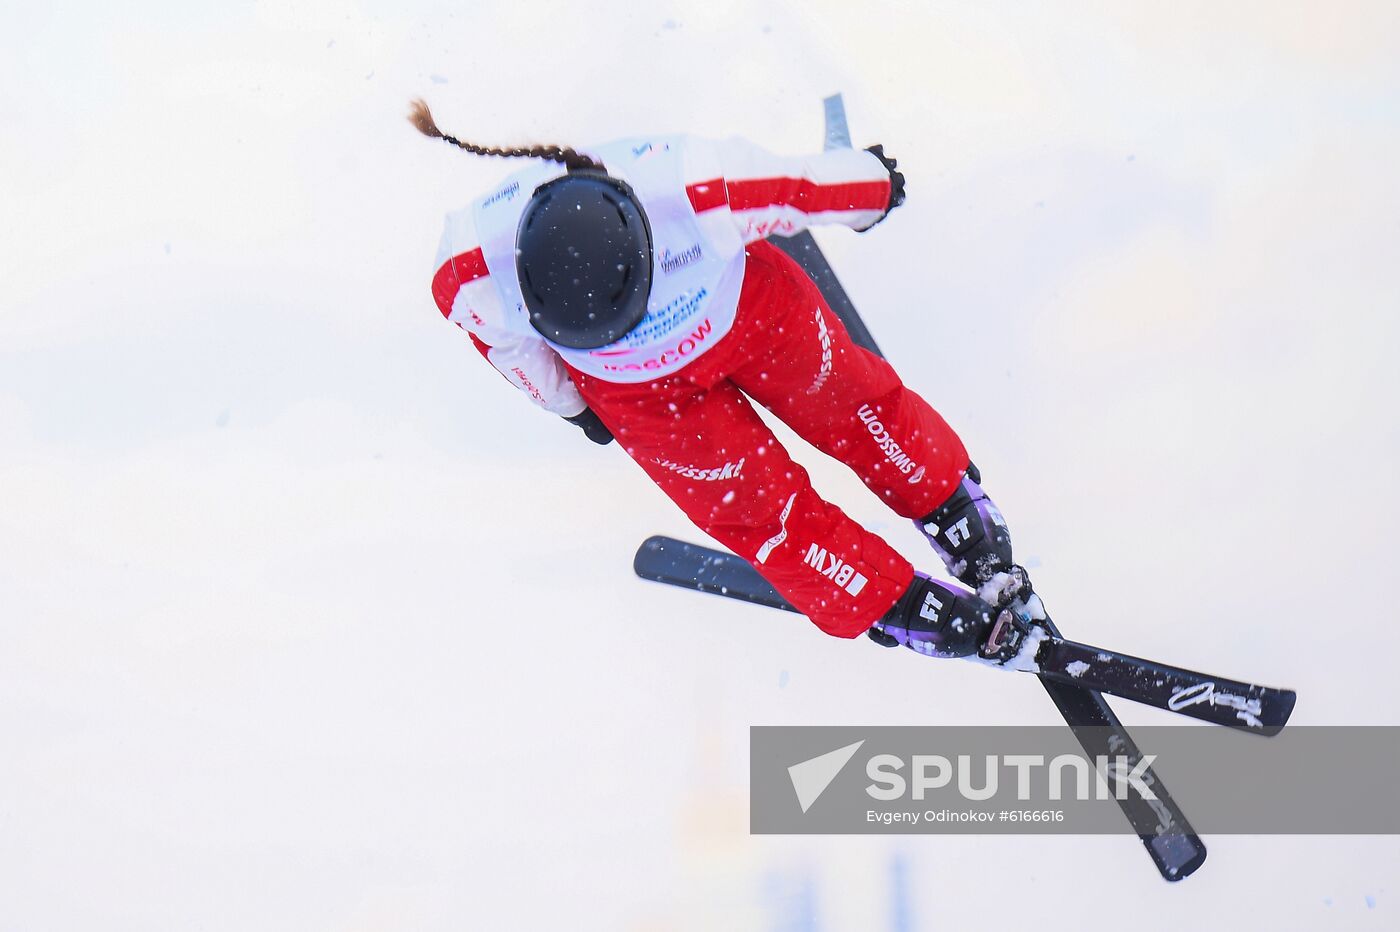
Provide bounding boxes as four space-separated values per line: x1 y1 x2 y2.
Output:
686 178 728 213
467 332 493 360
431 247 490 317
725 177 890 214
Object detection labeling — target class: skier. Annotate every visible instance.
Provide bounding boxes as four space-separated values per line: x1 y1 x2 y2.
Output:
411 100 1033 664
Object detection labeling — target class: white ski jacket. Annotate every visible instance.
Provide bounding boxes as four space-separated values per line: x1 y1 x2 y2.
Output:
431 135 893 416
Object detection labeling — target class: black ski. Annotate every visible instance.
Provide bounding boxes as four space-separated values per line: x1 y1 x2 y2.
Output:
633 536 1292 732
634 535 1209 880
1024 634 1206 881
633 535 799 613
1038 639 1295 735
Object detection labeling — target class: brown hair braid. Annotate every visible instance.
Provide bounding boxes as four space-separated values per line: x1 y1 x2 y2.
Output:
407 99 602 172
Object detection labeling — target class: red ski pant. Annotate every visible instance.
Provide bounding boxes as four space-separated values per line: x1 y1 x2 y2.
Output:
571 240 969 638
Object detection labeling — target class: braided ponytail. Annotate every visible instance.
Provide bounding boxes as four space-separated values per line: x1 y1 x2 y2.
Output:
408 99 602 172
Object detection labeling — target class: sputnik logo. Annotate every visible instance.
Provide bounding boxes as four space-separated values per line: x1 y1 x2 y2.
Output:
787 740 866 813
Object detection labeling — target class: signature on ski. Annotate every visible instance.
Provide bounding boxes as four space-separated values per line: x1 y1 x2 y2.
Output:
1167 681 1264 729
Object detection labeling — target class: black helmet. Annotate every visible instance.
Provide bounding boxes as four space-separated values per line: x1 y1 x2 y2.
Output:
515 170 654 349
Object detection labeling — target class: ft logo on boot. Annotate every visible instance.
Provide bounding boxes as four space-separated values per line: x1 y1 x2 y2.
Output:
914 468 1014 588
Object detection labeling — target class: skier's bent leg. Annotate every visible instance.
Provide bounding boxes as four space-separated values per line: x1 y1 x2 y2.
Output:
573 372 913 638
730 242 1028 594
707 483 915 638
727 241 970 519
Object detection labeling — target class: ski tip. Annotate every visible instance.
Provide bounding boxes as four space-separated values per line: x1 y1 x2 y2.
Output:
633 535 671 579
1258 688 1298 737
1146 833 1207 882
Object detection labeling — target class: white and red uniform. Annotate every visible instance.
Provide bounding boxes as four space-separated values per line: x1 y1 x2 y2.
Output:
431 135 969 636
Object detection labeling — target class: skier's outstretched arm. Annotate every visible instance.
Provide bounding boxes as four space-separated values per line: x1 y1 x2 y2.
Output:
708 136 905 243
431 211 612 443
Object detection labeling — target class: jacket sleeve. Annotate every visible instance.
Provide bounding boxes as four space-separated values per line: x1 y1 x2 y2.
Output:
709 136 894 243
431 213 587 418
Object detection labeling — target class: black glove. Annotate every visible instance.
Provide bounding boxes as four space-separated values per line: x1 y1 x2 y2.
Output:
863 144 906 225
564 407 614 445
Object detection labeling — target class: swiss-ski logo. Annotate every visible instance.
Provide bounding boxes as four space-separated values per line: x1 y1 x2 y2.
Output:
653 456 745 482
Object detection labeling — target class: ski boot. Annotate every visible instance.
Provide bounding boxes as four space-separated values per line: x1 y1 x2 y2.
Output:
867 573 1036 666
914 463 1018 590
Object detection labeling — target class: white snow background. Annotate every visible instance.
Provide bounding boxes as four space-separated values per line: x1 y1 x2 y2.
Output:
3 1 1399 929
